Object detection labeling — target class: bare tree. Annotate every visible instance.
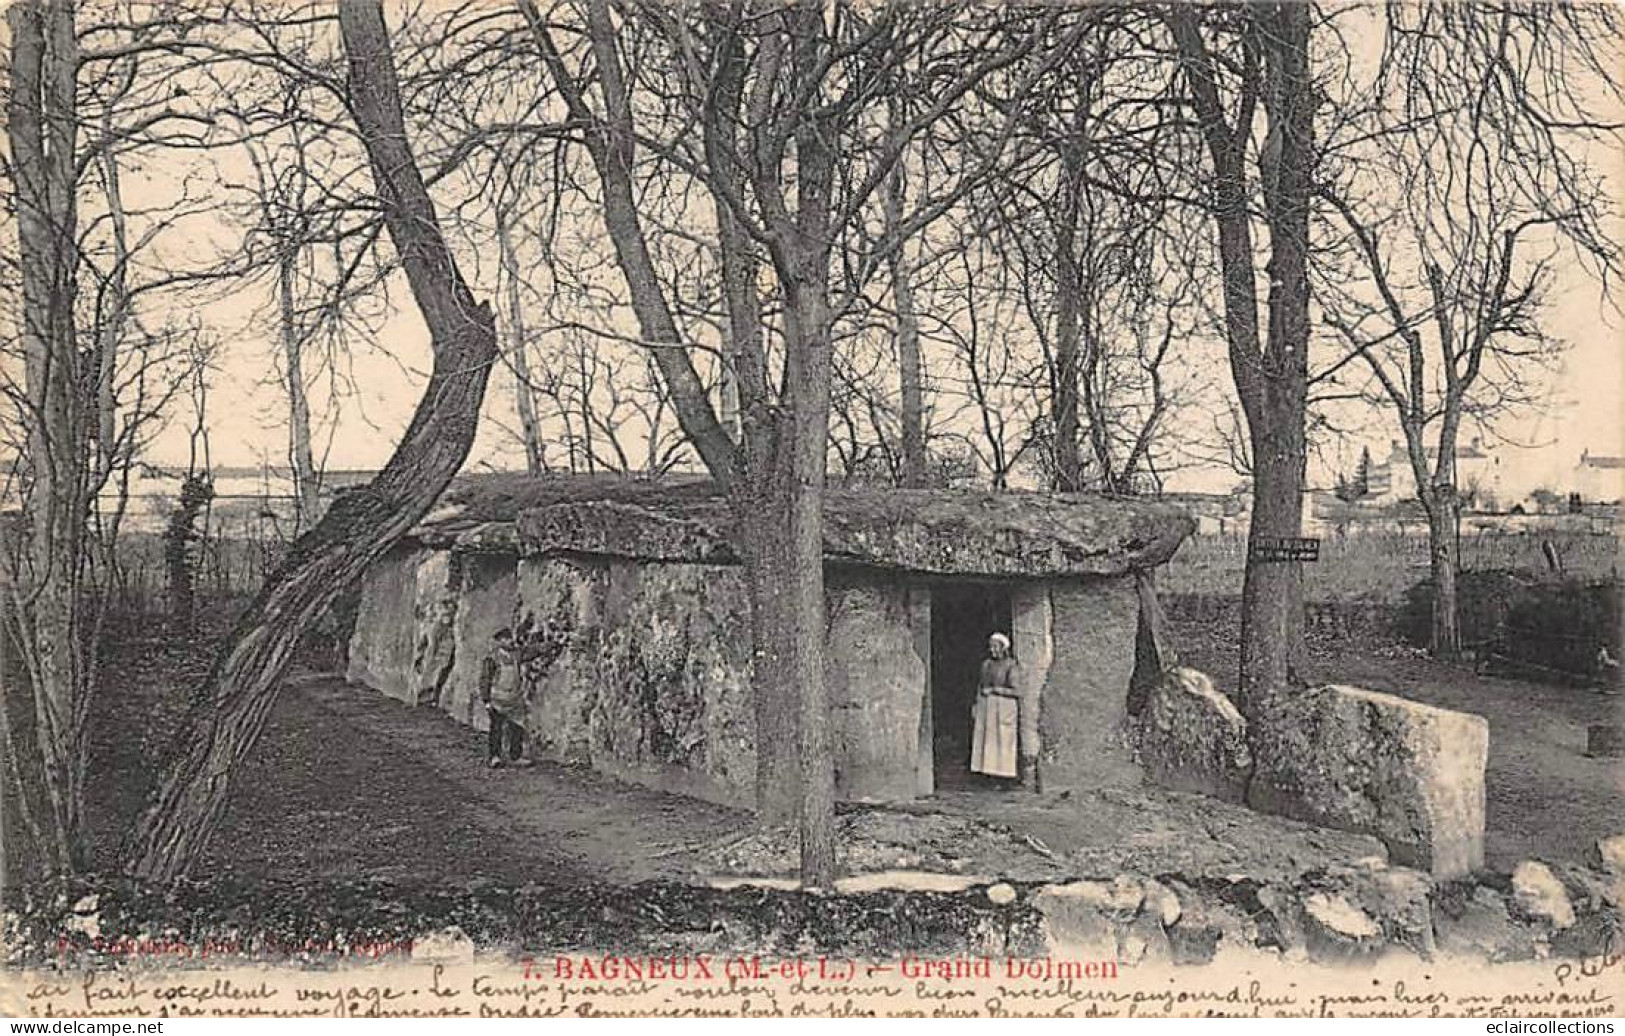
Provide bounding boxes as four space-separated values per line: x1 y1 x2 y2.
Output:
1165 2 1320 724
4 0 89 879
522 0 1063 883
1319 3 1623 658
126 0 500 882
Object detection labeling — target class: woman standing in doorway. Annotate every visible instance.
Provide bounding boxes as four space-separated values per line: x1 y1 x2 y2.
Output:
970 632 1020 782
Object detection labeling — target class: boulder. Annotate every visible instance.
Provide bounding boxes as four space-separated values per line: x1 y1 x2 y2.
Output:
1119 910 1172 964
1434 885 1535 962
1587 834 1625 877
1030 876 1148 957
1247 684 1489 878
1141 877 1183 928
1511 861 1576 930
1135 668 1252 803
1030 881 1116 954
1300 892 1384 962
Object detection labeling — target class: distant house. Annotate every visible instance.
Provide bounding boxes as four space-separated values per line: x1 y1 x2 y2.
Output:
1365 438 1503 510
1572 450 1625 505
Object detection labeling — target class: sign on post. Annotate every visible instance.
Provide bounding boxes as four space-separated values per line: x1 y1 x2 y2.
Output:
1249 536 1321 563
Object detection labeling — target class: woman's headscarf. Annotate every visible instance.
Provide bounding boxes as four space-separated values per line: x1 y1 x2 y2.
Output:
988 632 1011 652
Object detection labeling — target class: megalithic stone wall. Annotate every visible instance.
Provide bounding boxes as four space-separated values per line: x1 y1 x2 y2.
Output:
347 548 941 810
346 544 434 702
1247 686 1490 879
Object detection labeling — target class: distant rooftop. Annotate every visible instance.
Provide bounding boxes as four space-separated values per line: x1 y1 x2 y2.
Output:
1579 451 1625 470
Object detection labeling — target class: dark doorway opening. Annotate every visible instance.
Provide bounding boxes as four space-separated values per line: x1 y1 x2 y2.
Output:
930 582 1013 790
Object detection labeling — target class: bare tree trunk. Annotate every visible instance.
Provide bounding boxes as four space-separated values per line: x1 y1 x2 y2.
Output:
747 272 838 887
5 0 88 878
1427 493 1462 659
1239 2 1315 721
124 0 498 883
530 0 839 883
1170 2 1316 727
1051 145 1084 493
279 247 320 529
496 209 545 474
883 102 926 488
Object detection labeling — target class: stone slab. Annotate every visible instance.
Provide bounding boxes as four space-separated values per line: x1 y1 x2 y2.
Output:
1040 577 1142 794
1248 684 1489 879
1135 667 1253 803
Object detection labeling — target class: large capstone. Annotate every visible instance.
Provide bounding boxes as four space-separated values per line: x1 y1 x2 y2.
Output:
1248 685 1489 879
1135 667 1253 803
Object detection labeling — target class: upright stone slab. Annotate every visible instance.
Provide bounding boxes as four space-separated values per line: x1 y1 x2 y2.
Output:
826 575 928 802
1010 585 1053 765
1041 576 1142 792
443 554 518 730
1248 685 1489 878
408 551 458 707
346 544 426 701
1135 667 1252 803
909 588 934 798
590 560 755 808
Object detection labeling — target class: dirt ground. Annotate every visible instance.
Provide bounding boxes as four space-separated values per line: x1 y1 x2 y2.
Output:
149 674 1384 889
1171 618 1624 871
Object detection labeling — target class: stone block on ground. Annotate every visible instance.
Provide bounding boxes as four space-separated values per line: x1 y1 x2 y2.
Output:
1588 834 1625 877
1510 860 1576 930
1434 885 1535 962
1300 892 1384 963
1135 667 1252 803
1247 684 1488 878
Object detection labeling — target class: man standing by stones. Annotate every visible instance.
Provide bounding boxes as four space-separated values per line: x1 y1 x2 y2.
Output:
480 627 534 768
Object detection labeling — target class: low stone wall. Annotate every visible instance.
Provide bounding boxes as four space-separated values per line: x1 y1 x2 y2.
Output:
13 836 1619 973
1163 593 1396 643
1027 846 1621 965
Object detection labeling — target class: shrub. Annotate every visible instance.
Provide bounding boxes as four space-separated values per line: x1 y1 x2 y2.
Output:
1399 569 1622 678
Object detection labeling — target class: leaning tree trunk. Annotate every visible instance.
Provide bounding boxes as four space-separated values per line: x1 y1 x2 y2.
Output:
124 0 498 883
1427 492 1462 660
